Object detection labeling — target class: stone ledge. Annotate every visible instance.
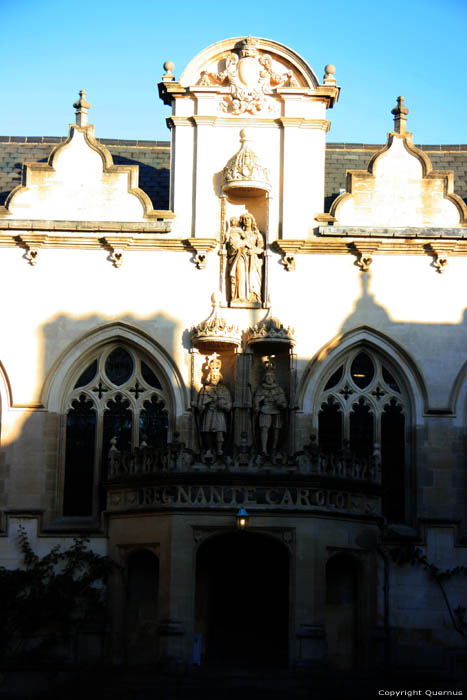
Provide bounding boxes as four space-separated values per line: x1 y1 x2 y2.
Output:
319 226 467 238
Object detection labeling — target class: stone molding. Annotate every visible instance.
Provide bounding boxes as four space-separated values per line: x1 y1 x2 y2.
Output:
166 116 330 130
273 233 467 272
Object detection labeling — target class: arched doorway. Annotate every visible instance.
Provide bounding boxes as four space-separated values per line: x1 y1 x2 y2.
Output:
325 553 360 670
195 532 289 667
126 549 159 665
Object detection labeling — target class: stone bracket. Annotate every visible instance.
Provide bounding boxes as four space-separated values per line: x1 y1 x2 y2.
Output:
16 234 48 265
426 242 458 273
183 238 219 269
272 241 301 271
103 236 133 267
348 242 381 272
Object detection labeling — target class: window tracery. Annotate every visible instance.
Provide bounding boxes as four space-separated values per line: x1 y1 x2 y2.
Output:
317 349 407 522
63 344 169 517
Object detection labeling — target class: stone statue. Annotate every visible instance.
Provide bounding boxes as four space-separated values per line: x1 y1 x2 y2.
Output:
254 360 287 455
226 212 264 304
197 354 232 456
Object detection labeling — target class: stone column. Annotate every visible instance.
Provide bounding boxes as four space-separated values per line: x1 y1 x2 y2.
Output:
157 516 195 669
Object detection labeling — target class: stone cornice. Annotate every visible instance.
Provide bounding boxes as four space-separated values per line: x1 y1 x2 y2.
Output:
0 216 174 233
166 116 330 130
318 226 467 238
272 234 467 272
0 230 218 253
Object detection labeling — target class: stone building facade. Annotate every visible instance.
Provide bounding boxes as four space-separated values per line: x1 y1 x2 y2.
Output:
0 36 467 674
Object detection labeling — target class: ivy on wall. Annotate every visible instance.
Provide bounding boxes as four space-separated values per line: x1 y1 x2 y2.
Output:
0 527 115 664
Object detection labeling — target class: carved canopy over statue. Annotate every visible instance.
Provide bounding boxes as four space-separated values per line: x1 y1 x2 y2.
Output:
226 212 264 306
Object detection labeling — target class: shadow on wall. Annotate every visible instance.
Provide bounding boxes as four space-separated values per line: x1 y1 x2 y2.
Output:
0 309 189 526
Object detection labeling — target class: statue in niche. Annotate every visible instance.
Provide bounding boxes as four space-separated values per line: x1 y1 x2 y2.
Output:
197 354 232 457
226 212 264 305
253 358 288 456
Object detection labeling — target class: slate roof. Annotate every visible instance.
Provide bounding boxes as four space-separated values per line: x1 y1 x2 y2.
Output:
1 136 466 213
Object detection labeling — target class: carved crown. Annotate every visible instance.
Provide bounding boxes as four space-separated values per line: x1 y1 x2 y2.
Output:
191 294 241 351
223 129 270 197
246 314 295 350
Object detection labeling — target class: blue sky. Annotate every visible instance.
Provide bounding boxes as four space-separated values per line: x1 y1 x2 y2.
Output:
2 0 466 145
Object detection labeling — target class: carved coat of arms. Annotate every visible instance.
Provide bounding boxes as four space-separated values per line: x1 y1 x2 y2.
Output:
199 36 298 115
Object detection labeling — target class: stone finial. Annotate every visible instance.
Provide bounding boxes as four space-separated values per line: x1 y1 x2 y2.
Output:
323 64 336 85
391 96 409 134
73 90 91 127
73 90 91 126
162 61 175 82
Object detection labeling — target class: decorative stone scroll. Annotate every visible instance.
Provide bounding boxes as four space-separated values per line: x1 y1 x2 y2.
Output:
199 36 299 115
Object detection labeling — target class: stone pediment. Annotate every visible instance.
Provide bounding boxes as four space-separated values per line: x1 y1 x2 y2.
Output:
2 98 163 223
180 35 318 91
160 36 339 116
330 98 467 228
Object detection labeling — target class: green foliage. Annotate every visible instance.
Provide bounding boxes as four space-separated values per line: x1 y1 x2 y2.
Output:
0 527 115 664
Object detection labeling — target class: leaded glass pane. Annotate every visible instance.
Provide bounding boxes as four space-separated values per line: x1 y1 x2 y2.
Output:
382 399 405 522
140 396 168 448
105 347 134 386
102 395 132 477
350 352 374 389
324 365 343 391
63 395 96 516
349 398 373 457
74 359 97 388
318 397 342 452
382 367 400 393
141 361 162 389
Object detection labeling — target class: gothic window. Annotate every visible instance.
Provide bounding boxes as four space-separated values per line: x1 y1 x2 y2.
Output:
63 345 169 517
317 349 407 522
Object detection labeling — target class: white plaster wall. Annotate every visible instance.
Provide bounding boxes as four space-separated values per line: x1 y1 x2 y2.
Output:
8 128 147 222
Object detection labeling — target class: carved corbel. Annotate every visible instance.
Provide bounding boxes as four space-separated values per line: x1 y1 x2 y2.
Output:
193 251 207 269
426 243 455 274
272 241 300 271
348 242 380 272
102 236 133 267
283 254 296 271
16 234 48 266
183 238 218 269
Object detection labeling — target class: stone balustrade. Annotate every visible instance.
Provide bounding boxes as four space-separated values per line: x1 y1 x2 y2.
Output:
107 438 382 486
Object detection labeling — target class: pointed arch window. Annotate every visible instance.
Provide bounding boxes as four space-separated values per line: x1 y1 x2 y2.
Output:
316 349 408 522
63 345 169 517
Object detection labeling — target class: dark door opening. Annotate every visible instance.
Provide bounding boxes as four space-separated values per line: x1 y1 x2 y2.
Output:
195 532 289 667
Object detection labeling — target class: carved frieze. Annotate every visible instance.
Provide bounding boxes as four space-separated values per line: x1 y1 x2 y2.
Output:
107 483 382 517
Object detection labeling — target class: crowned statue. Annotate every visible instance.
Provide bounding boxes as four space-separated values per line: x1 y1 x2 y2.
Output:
197 354 232 457
254 358 288 455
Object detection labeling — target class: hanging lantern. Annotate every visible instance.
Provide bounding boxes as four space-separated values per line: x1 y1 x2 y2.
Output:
236 507 249 530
